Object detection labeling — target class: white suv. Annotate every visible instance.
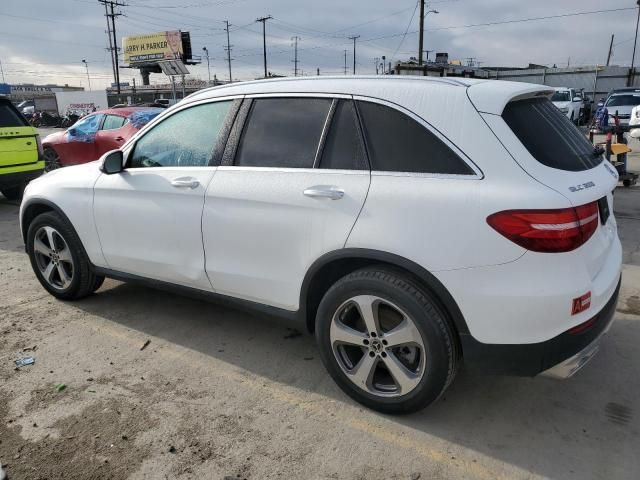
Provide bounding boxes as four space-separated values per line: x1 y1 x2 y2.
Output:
20 77 622 413
551 87 583 124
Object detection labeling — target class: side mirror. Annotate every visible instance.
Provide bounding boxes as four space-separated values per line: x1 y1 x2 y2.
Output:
68 127 77 136
100 150 124 175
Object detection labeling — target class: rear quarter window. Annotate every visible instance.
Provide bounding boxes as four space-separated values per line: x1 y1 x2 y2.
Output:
502 97 601 172
0 102 29 128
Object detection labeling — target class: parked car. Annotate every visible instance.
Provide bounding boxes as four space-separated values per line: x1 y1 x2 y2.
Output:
41 107 163 171
604 90 640 127
0 97 44 200
20 77 621 413
551 87 583 124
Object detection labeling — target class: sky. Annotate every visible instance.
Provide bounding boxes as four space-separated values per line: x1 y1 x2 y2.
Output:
0 0 638 89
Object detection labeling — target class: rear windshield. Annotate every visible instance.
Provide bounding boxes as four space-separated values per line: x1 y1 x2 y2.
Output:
0 102 29 128
606 95 640 107
502 97 601 172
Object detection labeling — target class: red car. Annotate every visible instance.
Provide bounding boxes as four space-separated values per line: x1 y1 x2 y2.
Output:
42 107 163 170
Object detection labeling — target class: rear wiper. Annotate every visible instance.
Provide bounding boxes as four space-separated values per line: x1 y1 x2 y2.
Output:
593 145 605 157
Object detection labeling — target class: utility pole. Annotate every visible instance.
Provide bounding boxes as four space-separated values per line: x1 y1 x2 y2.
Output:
99 1 125 94
224 20 233 83
381 55 386 74
102 0 116 87
343 50 348 75
631 0 640 86
418 2 438 65
291 36 300 76
82 59 92 90
0 59 5 83
606 34 614 66
202 46 211 85
424 49 434 63
348 35 359 74
256 15 272 78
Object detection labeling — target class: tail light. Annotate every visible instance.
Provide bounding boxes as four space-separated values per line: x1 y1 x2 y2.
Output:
487 202 599 253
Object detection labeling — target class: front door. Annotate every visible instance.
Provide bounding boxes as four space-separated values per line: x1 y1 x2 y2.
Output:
203 97 371 310
57 113 103 165
93 100 234 290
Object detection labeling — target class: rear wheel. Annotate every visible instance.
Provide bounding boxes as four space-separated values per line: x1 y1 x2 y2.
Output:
315 267 458 414
44 148 62 172
26 212 104 300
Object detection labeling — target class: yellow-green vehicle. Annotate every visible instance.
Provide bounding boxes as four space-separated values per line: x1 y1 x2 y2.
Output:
0 98 44 200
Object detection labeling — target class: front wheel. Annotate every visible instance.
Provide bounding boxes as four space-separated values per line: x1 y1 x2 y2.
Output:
44 148 62 172
315 267 458 414
26 212 104 300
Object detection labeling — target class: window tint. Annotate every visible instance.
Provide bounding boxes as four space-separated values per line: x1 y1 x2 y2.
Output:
356 101 473 175
319 100 367 170
101 114 126 130
235 98 331 168
0 102 28 128
130 101 231 168
502 97 601 172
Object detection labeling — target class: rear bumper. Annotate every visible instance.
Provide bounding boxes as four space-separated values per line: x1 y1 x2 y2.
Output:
460 277 620 376
0 166 44 189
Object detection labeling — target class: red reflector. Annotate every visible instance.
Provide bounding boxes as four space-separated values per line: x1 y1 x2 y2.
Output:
487 202 599 253
568 316 597 335
571 291 591 315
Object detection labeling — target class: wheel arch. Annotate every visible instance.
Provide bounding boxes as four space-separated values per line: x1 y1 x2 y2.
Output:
21 198 75 245
300 248 470 338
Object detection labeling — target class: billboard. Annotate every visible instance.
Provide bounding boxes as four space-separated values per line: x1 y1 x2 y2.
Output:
123 31 183 65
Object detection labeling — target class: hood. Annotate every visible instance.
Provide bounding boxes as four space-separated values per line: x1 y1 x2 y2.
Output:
42 130 67 145
552 101 570 109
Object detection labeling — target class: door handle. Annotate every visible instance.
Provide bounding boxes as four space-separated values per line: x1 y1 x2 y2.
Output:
303 186 344 200
170 177 200 189
114 136 125 142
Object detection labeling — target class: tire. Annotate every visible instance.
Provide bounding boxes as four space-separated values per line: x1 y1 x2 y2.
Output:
44 147 62 172
315 267 458 414
1 185 24 201
26 212 104 300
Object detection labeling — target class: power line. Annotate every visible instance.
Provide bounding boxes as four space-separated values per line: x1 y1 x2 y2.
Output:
98 0 126 93
391 0 419 60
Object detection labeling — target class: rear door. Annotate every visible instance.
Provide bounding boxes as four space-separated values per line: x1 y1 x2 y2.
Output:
480 95 618 279
202 96 370 310
94 113 128 156
0 100 38 169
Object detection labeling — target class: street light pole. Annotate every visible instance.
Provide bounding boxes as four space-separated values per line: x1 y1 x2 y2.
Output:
418 3 439 66
202 46 211 85
631 0 640 86
82 59 92 91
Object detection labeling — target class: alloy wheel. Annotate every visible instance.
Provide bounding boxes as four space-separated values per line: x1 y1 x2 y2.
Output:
44 149 61 172
33 226 74 290
329 295 426 397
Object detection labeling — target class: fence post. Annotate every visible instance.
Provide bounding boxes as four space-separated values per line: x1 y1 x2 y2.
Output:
542 68 546 85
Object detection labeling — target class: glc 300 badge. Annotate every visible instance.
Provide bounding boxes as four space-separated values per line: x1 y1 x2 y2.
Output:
569 181 595 192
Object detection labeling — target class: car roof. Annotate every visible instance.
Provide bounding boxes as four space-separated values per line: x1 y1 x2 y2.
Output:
184 75 551 116
98 106 163 117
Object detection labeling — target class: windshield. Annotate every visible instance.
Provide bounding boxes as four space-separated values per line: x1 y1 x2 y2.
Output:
606 95 640 107
551 91 571 102
503 97 601 172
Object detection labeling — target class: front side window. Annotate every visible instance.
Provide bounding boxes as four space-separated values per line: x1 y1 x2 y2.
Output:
235 98 332 168
130 101 232 168
101 114 126 131
357 101 474 175
71 114 104 137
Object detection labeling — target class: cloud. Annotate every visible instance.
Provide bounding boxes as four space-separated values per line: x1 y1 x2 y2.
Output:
0 0 636 88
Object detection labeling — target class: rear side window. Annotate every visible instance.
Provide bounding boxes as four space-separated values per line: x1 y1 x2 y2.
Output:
235 98 331 168
319 99 367 170
101 114 126 130
503 97 601 171
0 102 28 128
356 101 473 175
